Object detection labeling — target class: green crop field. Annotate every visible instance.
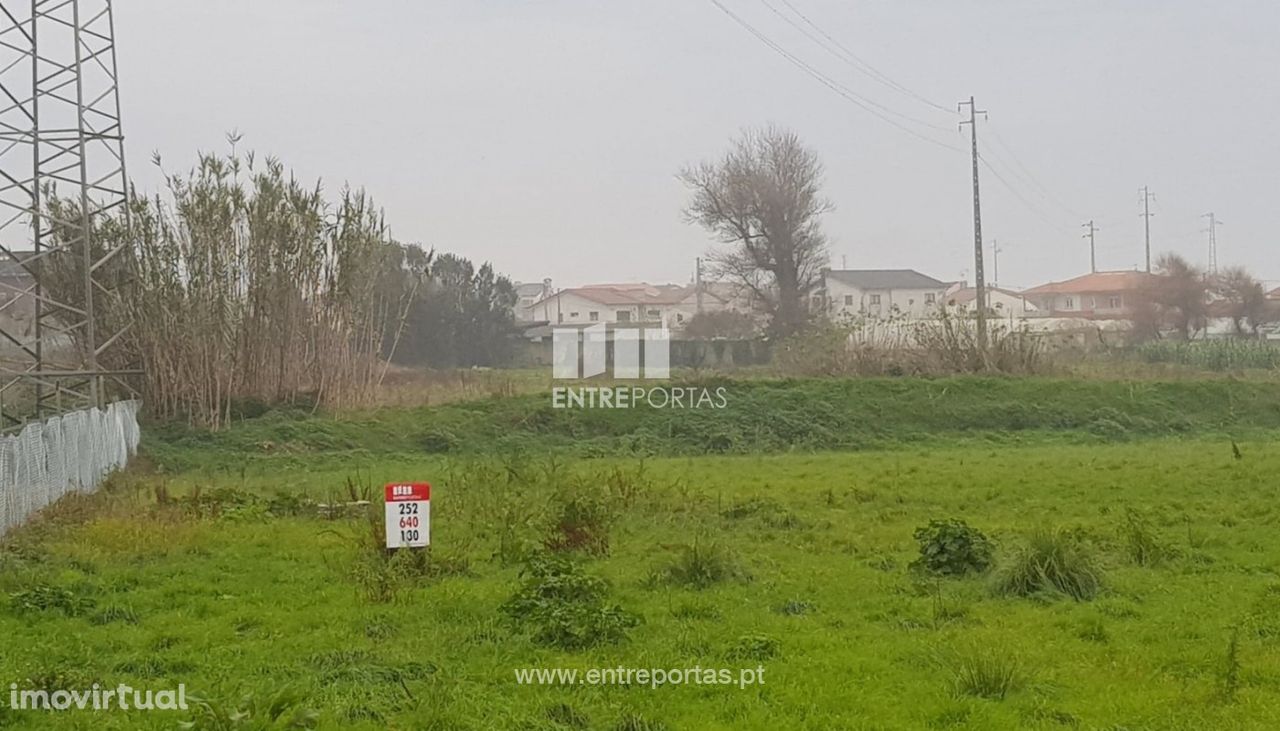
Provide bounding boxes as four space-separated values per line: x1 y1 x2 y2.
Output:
4 377 1280 730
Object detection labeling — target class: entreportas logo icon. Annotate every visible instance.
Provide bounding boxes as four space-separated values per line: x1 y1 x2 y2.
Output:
553 324 669 380
549 324 726 410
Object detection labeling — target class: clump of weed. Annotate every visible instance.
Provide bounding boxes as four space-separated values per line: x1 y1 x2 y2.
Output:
670 602 722 621
181 686 319 730
613 715 669 731
1218 626 1242 703
911 519 994 576
545 702 590 729
776 598 815 616
267 490 314 518
363 616 398 640
947 647 1027 700
726 634 780 661
8 584 94 617
1120 508 1167 566
648 541 749 590
545 484 615 556
90 604 140 625
720 497 778 520
501 553 639 650
993 528 1103 601
1076 617 1109 643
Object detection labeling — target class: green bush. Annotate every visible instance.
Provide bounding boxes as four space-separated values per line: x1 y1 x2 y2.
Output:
501 554 638 650
911 519 995 576
993 528 1103 601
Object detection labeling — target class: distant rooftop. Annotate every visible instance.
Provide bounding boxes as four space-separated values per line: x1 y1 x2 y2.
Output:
824 269 948 290
1022 271 1158 296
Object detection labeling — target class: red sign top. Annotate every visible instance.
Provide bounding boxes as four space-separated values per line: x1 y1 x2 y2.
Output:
384 482 431 502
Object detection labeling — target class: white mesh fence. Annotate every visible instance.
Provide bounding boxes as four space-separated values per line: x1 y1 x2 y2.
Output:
0 400 140 536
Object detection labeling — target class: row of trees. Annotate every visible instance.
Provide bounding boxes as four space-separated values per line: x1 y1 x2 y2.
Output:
1140 254 1278 340
45 147 516 428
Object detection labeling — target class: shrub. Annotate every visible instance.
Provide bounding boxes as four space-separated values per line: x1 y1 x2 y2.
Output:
544 486 614 556
501 554 639 650
993 528 1103 601
948 648 1026 700
648 541 748 590
911 519 995 576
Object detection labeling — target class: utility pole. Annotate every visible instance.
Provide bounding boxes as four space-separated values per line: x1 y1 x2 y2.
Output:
1139 186 1155 273
1082 220 1098 273
695 257 704 314
1202 212 1223 275
990 240 1002 288
959 96 988 346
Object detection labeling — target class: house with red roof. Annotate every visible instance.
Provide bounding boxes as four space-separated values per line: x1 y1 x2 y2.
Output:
1021 271 1160 319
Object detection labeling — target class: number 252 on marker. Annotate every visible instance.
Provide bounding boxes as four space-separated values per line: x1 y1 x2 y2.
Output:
384 483 430 549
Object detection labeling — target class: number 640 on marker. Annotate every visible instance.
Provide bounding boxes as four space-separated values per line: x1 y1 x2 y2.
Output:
384 483 430 549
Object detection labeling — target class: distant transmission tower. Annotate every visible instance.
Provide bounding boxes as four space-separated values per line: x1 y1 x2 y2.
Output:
1202 212 1223 275
0 0 136 428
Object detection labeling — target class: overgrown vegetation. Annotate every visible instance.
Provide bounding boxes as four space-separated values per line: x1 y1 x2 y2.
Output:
775 315 1043 377
500 553 639 649
145 376 1280 467
5 385 1280 728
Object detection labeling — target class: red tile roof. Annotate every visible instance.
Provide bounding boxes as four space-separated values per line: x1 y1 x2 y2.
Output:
1022 271 1159 296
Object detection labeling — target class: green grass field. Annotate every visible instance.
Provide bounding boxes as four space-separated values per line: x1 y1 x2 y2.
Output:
4 377 1280 730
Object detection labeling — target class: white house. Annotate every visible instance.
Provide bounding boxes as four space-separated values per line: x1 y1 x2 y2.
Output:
945 286 1038 317
526 281 760 331
819 269 950 319
513 279 554 321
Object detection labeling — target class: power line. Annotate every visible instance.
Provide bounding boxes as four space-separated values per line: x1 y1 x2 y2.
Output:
977 153 1074 235
706 0 964 153
756 0 951 132
983 123 1085 220
774 0 955 114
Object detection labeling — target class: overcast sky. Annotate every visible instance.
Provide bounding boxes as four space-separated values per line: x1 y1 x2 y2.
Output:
119 1 1279 290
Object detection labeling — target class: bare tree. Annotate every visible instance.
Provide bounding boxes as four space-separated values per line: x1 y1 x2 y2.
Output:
679 126 831 339
1149 253 1209 339
1214 266 1269 336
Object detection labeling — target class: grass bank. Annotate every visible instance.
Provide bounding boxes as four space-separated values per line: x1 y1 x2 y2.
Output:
145 376 1280 469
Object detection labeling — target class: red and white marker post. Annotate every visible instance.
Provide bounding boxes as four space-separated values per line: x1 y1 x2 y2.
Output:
384 482 431 550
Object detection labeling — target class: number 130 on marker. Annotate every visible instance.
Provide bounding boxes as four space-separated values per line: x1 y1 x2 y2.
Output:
384 483 430 549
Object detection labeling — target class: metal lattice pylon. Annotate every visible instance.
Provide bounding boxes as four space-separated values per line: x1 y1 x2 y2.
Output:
0 0 133 428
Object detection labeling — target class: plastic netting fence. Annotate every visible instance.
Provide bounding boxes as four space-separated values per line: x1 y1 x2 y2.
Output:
0 400 140 536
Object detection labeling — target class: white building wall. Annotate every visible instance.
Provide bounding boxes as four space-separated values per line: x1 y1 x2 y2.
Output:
823 277 945 319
